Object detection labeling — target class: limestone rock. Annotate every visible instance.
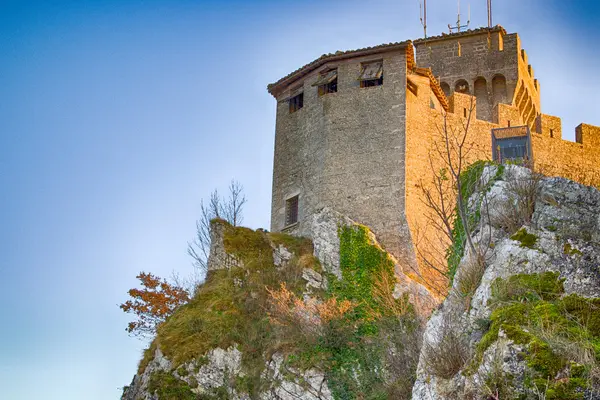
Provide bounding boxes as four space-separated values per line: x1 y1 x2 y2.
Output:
412 165 600 399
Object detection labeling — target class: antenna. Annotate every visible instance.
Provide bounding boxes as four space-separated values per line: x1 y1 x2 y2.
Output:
419 0 427 39
487 0 493 28
448 0 470 33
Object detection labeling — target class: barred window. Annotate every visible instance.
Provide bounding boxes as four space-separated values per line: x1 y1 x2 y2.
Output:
289 92 304 113
285 195 299 226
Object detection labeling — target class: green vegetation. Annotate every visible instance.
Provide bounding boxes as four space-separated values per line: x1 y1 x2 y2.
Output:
140 222 419 400
321 225 416 399
148 371 196 400
145 222 317 398
474 272 600 399
510 228 538 249
564 243 583 256
447 161 504 283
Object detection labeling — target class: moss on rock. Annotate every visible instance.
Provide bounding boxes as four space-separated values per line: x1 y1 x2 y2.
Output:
510 228 538 249
475 272 600 398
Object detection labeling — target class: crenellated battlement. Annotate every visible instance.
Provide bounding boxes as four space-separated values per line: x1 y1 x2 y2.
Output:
575 123 600 147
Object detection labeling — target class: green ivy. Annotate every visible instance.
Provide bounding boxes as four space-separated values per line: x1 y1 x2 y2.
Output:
320 225 413 399
447 161 504 284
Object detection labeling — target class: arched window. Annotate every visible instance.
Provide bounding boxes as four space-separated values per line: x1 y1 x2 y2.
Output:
492 74 508 105
455 79 469 94
440 82 451 98
474 77 489 121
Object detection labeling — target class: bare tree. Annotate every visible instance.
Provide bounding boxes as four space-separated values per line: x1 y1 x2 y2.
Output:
414 97 492 294
187 180 247 276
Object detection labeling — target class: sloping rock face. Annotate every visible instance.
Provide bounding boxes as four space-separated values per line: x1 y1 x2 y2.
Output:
308 207 437 315
122 210 436 400
412 166 600 400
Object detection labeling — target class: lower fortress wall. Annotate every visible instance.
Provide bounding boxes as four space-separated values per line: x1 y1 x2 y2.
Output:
405 72 600 294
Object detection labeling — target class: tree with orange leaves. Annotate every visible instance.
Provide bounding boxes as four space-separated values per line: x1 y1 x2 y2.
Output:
120 272 190 338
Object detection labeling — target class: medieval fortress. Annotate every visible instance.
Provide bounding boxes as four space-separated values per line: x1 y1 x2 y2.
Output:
267 26 600 279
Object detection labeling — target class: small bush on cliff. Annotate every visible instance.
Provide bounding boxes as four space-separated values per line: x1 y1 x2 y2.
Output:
120 272 190 338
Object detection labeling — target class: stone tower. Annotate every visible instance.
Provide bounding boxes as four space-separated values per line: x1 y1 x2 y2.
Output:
267 26 600 272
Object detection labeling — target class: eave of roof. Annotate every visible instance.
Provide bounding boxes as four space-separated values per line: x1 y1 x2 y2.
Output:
267 40 412 98
413 67 449 112
413 25 506 45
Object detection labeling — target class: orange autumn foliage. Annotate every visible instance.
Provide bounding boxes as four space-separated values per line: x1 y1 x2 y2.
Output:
267 283 355 338
120 272 190 338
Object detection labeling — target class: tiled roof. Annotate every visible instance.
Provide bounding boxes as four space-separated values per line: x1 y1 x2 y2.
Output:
413 25 506 44
413 67 449 111
267 25 507 97
267 40 412 97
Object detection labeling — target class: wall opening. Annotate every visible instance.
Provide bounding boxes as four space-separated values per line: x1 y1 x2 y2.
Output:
285 195 299 226
359 60 383 88
289 92 304 113
440 82 451 98
455 79 469 94
474 77 490 121
492 126 532 164
492 74 508 105
314 69 338 96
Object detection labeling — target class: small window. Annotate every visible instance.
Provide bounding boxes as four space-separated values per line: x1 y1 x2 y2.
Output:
430 98 435 109
313 69 338 96
358 61 383 88
289 92 303 113
285 195 299 226
550 129 554 138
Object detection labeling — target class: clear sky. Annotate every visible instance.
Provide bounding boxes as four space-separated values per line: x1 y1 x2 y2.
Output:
0 1 598 398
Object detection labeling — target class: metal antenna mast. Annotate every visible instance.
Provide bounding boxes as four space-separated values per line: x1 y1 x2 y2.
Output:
448 0 470 33
487 0 493 27
420 0 427 39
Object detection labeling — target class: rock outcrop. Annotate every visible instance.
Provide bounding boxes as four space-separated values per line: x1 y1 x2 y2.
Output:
412 165 600 399
123 165 600 400
122 208 434 400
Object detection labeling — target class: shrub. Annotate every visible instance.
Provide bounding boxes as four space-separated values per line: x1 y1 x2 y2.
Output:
422 317 471 379
456 254 486 309
491 166 542 235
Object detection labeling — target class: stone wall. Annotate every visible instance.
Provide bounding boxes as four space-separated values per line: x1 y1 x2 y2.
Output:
414 28 540 129
405 71 600 291
270 48 416 266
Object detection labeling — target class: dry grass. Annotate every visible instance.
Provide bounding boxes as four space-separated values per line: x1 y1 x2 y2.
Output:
491 166 543 234
456 254 486 310
266 283 355 345
422 318 471 379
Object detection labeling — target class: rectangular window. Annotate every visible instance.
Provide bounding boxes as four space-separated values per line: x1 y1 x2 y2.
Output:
313 69 338 96
492 126 532 164
358 60 383 88
285 195 299 226
289 92 304 113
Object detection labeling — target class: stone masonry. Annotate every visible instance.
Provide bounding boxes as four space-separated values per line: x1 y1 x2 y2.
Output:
267 26 600 286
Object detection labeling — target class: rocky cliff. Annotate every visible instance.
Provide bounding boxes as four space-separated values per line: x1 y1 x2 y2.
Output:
122 165 600 400
413 165 600 399
122 208 435 400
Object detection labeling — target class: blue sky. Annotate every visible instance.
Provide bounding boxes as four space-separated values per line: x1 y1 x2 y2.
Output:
0 1 598 398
